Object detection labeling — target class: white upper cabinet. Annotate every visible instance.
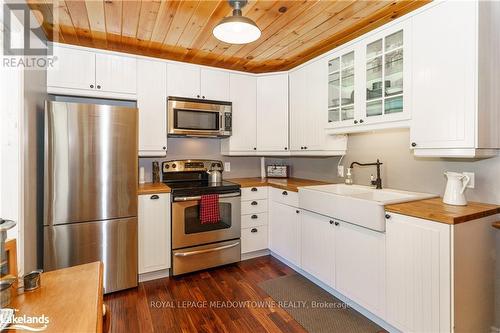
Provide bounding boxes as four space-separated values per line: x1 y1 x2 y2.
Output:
289 58 347 155
410 1 500 158
166 64 230 101
48 45 137 97
326 21 411 134
200 68 230 101
221 73 257 154
137 59 167 156
166 62 201 98
256 74 289 152
95 53 137 94
48 46 96 91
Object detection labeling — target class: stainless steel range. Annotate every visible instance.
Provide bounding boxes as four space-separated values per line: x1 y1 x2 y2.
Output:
163 160 241 276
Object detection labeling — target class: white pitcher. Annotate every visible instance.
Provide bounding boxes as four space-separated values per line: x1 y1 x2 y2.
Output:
443 172 470 206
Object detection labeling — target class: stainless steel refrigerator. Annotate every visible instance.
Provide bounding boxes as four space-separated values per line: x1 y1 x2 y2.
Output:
43 100 138 293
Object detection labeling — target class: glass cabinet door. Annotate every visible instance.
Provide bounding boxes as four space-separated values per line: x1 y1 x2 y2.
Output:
365 29 404 118
328 50 355 124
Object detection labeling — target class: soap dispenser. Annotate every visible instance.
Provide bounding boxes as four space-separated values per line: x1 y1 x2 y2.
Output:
345 168 353 185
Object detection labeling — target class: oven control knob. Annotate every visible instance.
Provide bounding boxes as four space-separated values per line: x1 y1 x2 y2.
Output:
211 163 216 168
165 164 170 169
172 163 177 169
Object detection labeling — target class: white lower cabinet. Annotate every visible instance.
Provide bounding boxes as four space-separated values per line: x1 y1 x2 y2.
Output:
386 213 451 333
335 221 386 318
138 193 171 274
300 210 335 287
241 187 268 254
268 201 301 266
241 225 268 254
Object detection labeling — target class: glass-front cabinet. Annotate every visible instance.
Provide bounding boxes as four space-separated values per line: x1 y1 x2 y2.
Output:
327 21 410 132
328 50 356 126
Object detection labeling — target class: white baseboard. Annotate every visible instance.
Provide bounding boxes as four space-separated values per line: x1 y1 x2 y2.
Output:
139 268 170 282
241 249 270 261
269 251 401 333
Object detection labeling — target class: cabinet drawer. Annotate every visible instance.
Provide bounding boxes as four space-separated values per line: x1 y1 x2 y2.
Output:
241 186 268 201
241 226 268 254
242 213 268 228
241 199 267 215
269 187 299 207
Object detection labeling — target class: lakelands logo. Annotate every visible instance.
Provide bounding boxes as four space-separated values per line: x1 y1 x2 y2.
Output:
0 308 49 331
2 2 56 69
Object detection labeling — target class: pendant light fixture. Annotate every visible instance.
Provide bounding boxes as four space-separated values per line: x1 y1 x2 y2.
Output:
213 0 261 44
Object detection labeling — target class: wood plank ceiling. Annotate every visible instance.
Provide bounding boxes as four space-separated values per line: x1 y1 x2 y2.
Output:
28 0 428 73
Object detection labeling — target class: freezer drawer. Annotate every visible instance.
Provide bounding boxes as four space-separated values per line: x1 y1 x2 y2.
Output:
172 239 240 276
44 217 138 293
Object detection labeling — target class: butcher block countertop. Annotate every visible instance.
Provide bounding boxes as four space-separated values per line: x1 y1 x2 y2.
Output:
385 197 500 225
10 262 104 333
138 182 171 195
228 177 331 192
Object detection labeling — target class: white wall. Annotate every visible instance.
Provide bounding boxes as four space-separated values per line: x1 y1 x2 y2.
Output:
139 138 262 182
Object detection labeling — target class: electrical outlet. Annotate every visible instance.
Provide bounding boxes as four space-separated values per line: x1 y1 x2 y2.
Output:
224 162 231 172
337 165 344 177
463 172 474 188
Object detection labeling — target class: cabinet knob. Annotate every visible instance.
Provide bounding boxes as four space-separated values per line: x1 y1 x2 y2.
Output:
282 191 288 196
150 195 159 200
304 146 308 150
202 96 206 99
334 221 340 226
251 187 258 192
301 147 304 150
253 147 257 150
385 214 391 219
251 201 258 206
359 119 364 124
284 147 288 150
90 84 94 88
411 142 417 147
354 120 358 124
197 95 200 98
251 214 258 219
162 146 166 150
251 228 258 233
296 210 300 214
329 220 334 224
97 85 101 89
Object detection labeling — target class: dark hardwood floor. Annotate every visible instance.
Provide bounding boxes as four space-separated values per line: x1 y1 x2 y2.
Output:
105 256 308 333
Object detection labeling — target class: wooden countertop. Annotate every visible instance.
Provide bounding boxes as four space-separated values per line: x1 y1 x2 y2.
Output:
9 262 104 333
138 182 171 195
228 177 332 192
385 197 500 225
493 222 500 230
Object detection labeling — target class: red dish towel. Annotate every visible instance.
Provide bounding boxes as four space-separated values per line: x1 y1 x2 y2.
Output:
200 194 220 224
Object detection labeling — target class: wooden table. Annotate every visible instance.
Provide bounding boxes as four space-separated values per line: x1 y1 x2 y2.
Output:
9 262 104 333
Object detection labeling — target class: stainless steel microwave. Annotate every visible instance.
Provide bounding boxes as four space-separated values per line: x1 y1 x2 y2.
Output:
167 97 232 138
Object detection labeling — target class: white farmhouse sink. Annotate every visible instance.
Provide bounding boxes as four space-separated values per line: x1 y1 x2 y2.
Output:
299 184 437 232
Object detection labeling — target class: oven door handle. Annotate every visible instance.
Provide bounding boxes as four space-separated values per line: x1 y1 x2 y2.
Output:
174 242 240 257
173 192 241 202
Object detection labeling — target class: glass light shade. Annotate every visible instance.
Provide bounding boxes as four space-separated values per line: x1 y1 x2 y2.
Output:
213 16 261 44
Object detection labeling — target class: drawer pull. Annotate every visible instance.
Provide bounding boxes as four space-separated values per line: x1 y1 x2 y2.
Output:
251 201 258 206
251 187 258 192
282 191 288 196
251 228 258 233
150 195 159 200
251 215 258 219
329 220 334 224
